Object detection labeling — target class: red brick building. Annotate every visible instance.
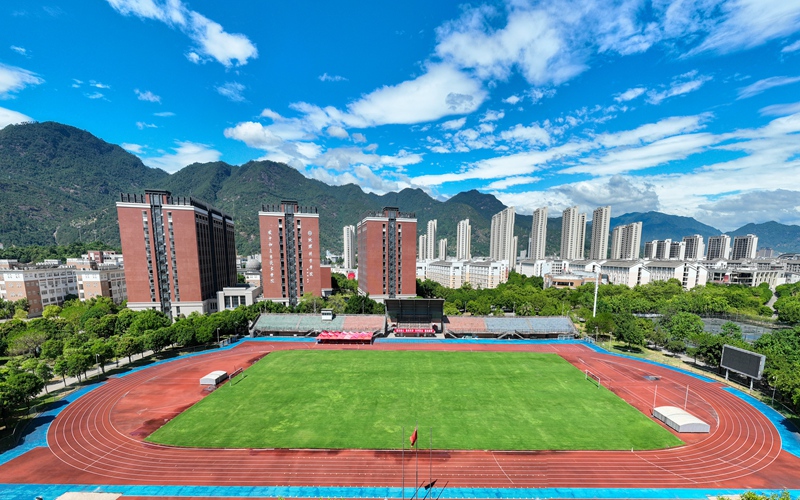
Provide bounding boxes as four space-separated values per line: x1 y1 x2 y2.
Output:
357 207 417 301
259 201 331 306
116 189 236 317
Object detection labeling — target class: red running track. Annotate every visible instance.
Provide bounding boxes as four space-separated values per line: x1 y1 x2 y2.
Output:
1 341 799 490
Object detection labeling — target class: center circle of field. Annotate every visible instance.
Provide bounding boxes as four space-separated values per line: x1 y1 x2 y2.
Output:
147 350 682 451
39 341 787 488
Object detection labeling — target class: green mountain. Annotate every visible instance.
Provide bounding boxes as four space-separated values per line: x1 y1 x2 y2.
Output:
1 121 798 257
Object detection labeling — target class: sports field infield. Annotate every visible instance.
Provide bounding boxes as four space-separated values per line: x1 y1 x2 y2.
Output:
146 350 683 450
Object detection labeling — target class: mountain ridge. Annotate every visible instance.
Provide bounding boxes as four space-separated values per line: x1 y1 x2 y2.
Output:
1 121 798 256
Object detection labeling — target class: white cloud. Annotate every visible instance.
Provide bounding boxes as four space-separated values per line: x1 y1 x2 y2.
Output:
500 123 551 147
141 140 222 173
326 125 349 139
0 106 33 128
503 95 521 105
223 121 284 149
529 88 556 103
352 132 367 143
760 102 800 116
0 63 44 98
90 81 111 89
10 46 27 56
737 76 800 100
440 117 466 130
698 190 800 229
215 82 245 102
783 40 800 53
72 79 83 88
614 87 645 102
594 114 711 148
481 110 505 122
85 92 105 99
484 176 541 190
260 108 283 121
106 0 257 67
646 71 712 104
136 121 157 129
154 111 175 117
135 89 161 103
319 73 348 82
121 142 145 153
344 64 487 126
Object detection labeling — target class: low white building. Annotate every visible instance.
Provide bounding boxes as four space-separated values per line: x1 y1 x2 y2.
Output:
426 260 465 289
217 284 262 311
643 260 707 290
601 260 643 288
518 258 569 278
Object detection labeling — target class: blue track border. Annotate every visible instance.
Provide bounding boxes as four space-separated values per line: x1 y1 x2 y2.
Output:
1 338 799 499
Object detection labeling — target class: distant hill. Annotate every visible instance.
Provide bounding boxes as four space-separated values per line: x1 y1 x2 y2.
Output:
1 121 798 257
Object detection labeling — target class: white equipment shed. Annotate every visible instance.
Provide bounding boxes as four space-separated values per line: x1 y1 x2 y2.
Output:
653 406 710 433
200 370 228 386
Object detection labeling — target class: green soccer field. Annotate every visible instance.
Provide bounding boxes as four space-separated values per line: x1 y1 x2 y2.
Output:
146 350 683 450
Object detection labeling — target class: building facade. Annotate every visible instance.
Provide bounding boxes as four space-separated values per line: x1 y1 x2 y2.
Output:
707 235 732 260
490 207 516 265
456 218 472 260
529 207 548 260
732 234 759 260
425 220 438 261
683 235 705 260
589 206 611 260
357 207 417 301
438 238 448 260
117 190 236 318
342 225 356 269
610 222 642 260
259 200 328 306
560 206 586 260
0 265 79 317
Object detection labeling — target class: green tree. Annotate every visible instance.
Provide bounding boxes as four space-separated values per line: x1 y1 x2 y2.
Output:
53 356 69 387
115 334 143 363
42 305 62 319
3 372 45 410
144 327 173 353
89 338 115 374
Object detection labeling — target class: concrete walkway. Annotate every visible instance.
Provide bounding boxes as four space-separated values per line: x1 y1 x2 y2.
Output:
38 350 156 398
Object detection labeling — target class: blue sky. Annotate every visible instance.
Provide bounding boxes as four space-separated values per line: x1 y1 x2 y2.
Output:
2 0 800 230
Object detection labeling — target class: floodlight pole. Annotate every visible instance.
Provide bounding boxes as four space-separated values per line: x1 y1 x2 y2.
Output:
653 384 658 414
402 426 405 500
592 267 599 318
772 376 779 407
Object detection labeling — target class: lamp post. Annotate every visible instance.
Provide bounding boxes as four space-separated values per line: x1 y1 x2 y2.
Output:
772 375 779 407
95 353 101 381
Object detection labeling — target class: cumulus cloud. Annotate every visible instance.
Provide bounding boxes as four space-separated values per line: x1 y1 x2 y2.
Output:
106 0 257 67
135 89 161 103
85 92 105 99
326 125 349 139
440 117 466 130
503 95 521 105
352 132 367 143
136 121 157 129
141 140 222 173
737 76 800 100
698 190 800 229
500 123 551 147
90 81 111 89
10 46 27 56
216 82 245 102
0 106 33 128
0 63 44 98
481 110 505 122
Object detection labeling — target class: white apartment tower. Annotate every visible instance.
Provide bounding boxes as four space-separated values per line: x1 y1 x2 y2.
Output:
654 239 672 260
456 218 472 260
490 207 516 265
682 235 705 261
669 241 686 260
732 234 759 260
425 220 438 260
560 206 586 260
418 234 427 260
342 225 356 269
529 207 548 260
707 235 732 260
589 206 611 260
438 238 448 260
610 222 642 260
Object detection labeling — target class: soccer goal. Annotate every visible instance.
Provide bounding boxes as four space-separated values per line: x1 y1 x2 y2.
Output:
585 369 601 389
229 367 244 387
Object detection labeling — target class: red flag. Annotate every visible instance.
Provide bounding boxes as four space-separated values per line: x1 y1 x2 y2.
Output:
410 428 418 447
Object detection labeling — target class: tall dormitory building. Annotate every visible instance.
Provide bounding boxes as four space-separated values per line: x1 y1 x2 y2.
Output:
357 207 417 301
116 189 236 317
259 200 331 306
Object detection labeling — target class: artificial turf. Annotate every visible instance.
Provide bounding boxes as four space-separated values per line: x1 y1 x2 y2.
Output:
146 350 683 451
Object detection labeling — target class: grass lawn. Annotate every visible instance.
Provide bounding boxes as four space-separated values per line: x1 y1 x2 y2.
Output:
146 350 683 451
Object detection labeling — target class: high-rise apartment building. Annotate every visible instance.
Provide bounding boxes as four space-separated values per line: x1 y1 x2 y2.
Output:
425 220 438 261
117 190 236 317
682 235 705 261
342 225 356 269
418 234 427 260
529 207 548 260
669 241 686 260
259 200 328 306
654 239 672 260
438 238 448 260
589 206 611 260
707 235 732 260
456 218 472 260
610 222 642 260
643 240 656 259
560 206 586 260
732 234 759 260
490 207 516 265
357 207 417 300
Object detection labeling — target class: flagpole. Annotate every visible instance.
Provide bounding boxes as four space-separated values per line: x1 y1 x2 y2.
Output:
415 421 419 500
402 426 405 500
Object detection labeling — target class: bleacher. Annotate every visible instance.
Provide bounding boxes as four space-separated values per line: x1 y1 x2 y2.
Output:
252 313 382 337
444 316 576 339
